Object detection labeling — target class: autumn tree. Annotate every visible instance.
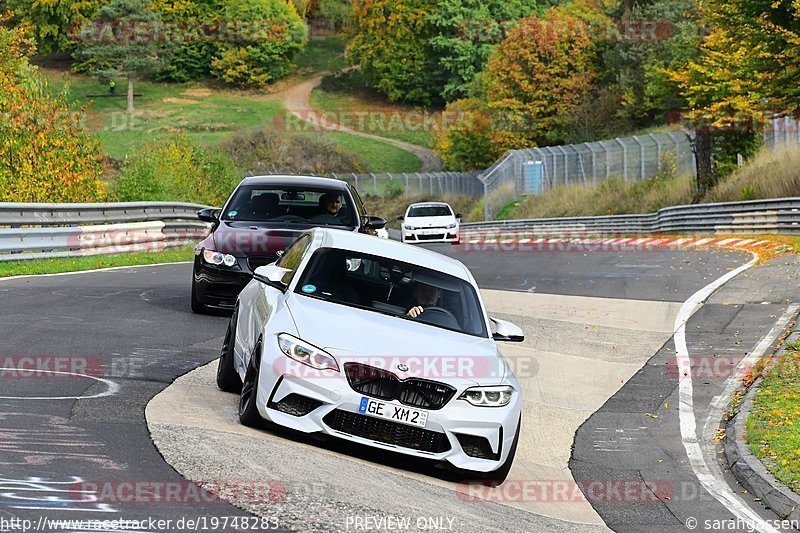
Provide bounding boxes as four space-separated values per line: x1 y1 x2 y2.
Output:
75 0 172 113
0 21 105 203
6 0 103 54
670 0 798 194
485 8 597 149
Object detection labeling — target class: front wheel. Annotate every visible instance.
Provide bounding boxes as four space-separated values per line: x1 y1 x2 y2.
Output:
217 307 242 393
239 341 265 428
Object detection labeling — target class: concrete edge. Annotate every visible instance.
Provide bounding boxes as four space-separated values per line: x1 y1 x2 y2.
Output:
724 331 800 521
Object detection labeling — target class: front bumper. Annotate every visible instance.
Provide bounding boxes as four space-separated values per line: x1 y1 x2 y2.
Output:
401 228 459 243
192 254 277 310
254 345 520 473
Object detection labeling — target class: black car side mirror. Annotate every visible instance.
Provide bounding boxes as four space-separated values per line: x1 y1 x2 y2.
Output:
363 216 387 230
396 215 405 221
198 208 221 223
455 213 463 220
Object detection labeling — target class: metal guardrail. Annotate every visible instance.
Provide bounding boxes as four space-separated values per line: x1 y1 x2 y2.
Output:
0 202 212 262
461 197 800 237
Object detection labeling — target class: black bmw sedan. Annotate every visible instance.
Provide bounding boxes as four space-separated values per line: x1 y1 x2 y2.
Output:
191 175 386 313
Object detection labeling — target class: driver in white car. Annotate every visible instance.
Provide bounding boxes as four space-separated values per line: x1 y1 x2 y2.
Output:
406 282 441 318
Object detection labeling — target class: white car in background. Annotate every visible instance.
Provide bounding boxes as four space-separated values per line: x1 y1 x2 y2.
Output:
398 202 461 244
216 227 524 480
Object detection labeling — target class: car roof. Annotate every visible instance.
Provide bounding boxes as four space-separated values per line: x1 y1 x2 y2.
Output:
239 175 350 191
311 228 472 281
408 202 451 208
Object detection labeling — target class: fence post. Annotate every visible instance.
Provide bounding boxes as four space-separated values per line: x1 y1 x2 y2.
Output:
631 136 645 180
483 180 490 221
615 138 628 180
371 173 377 196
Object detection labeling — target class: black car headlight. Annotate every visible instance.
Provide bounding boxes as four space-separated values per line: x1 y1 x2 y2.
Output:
459 386 514 407
202 249 237 267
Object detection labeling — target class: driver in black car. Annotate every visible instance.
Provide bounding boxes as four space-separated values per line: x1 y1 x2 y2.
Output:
406 282 441 318
311 193 344 224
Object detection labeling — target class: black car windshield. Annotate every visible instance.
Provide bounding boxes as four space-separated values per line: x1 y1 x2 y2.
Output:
223 186 356 226
408 205 452 217
295 248 488 338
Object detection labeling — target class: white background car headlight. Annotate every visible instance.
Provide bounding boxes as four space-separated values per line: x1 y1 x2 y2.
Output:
459 386 514 407
203 249 237 267
447 223 457 229
404 225 417 231
278 334 339 371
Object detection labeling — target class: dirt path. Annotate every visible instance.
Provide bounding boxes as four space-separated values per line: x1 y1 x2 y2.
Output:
281 75 445 172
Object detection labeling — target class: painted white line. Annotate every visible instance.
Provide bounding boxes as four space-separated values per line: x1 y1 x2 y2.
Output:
0 368 119 400
518 239 531 244
674 252 782 533
0 261 192 283
716 238 740 246
691 238 715 246
670 238 693 246
734 239 754 246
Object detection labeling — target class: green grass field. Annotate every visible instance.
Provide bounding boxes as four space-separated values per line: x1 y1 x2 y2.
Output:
746 338 800 493
0 246 195 278
43 69 284 160
325 131 423 173
311 88 436 148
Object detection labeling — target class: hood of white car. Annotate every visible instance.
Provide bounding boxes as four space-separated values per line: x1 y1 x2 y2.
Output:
405 216 456 228
285 294 505 385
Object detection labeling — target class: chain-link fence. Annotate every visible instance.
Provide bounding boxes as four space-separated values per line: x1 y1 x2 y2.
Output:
479 117 800 220
329 172 484 198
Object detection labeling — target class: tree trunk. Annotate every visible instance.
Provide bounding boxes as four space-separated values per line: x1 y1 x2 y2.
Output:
127 76 134 114
693 128 713 201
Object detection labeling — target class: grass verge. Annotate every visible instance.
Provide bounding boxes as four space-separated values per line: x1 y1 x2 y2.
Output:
746 338 800 493
325 132 423 173
310 88 435 148
0 246 195 278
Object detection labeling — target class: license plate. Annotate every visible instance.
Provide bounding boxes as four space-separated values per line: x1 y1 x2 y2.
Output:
358 398 429 428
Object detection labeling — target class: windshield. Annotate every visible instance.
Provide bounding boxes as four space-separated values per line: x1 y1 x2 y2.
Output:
223 185 356 226
408 205 452 218
295 248 488 338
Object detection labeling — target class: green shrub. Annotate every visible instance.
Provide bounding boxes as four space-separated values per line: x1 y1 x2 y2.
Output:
210 0 308 87
221 129 368 175
315 0 353 32
111 134 241 206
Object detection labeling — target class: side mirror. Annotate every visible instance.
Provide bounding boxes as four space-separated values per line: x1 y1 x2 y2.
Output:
198 208 221 223
363 216 387 230
455 213 463 220
253 264 292 291
490 318 525 342
396 215 405 221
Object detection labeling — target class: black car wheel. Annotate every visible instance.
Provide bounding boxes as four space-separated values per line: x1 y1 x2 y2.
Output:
217 306 243 393
239 339 264 428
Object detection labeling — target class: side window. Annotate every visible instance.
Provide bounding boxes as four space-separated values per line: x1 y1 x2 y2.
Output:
277 234 312 285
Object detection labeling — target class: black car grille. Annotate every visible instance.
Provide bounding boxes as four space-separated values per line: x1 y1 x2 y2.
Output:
344 363 456 410
323 409 451 453
417 234 446 241
247 256 278 272
268 394 323 417
455 433 501 461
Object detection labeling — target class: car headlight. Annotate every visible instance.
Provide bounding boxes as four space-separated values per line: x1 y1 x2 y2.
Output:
202 249 237 267
459 386 514 407
447 223 457 229
278 334 339 372
404 225 417 231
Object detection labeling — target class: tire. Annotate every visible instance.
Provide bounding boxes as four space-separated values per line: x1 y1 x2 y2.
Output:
217 307 243 393
190 280 208 314
239 340 265 428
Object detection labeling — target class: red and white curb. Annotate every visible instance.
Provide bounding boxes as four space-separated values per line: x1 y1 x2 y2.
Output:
458 233 792 254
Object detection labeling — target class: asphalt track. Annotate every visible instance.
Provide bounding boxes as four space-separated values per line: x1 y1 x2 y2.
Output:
1 245 796 532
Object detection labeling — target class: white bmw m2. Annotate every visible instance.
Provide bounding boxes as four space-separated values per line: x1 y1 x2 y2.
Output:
216 227 524 480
